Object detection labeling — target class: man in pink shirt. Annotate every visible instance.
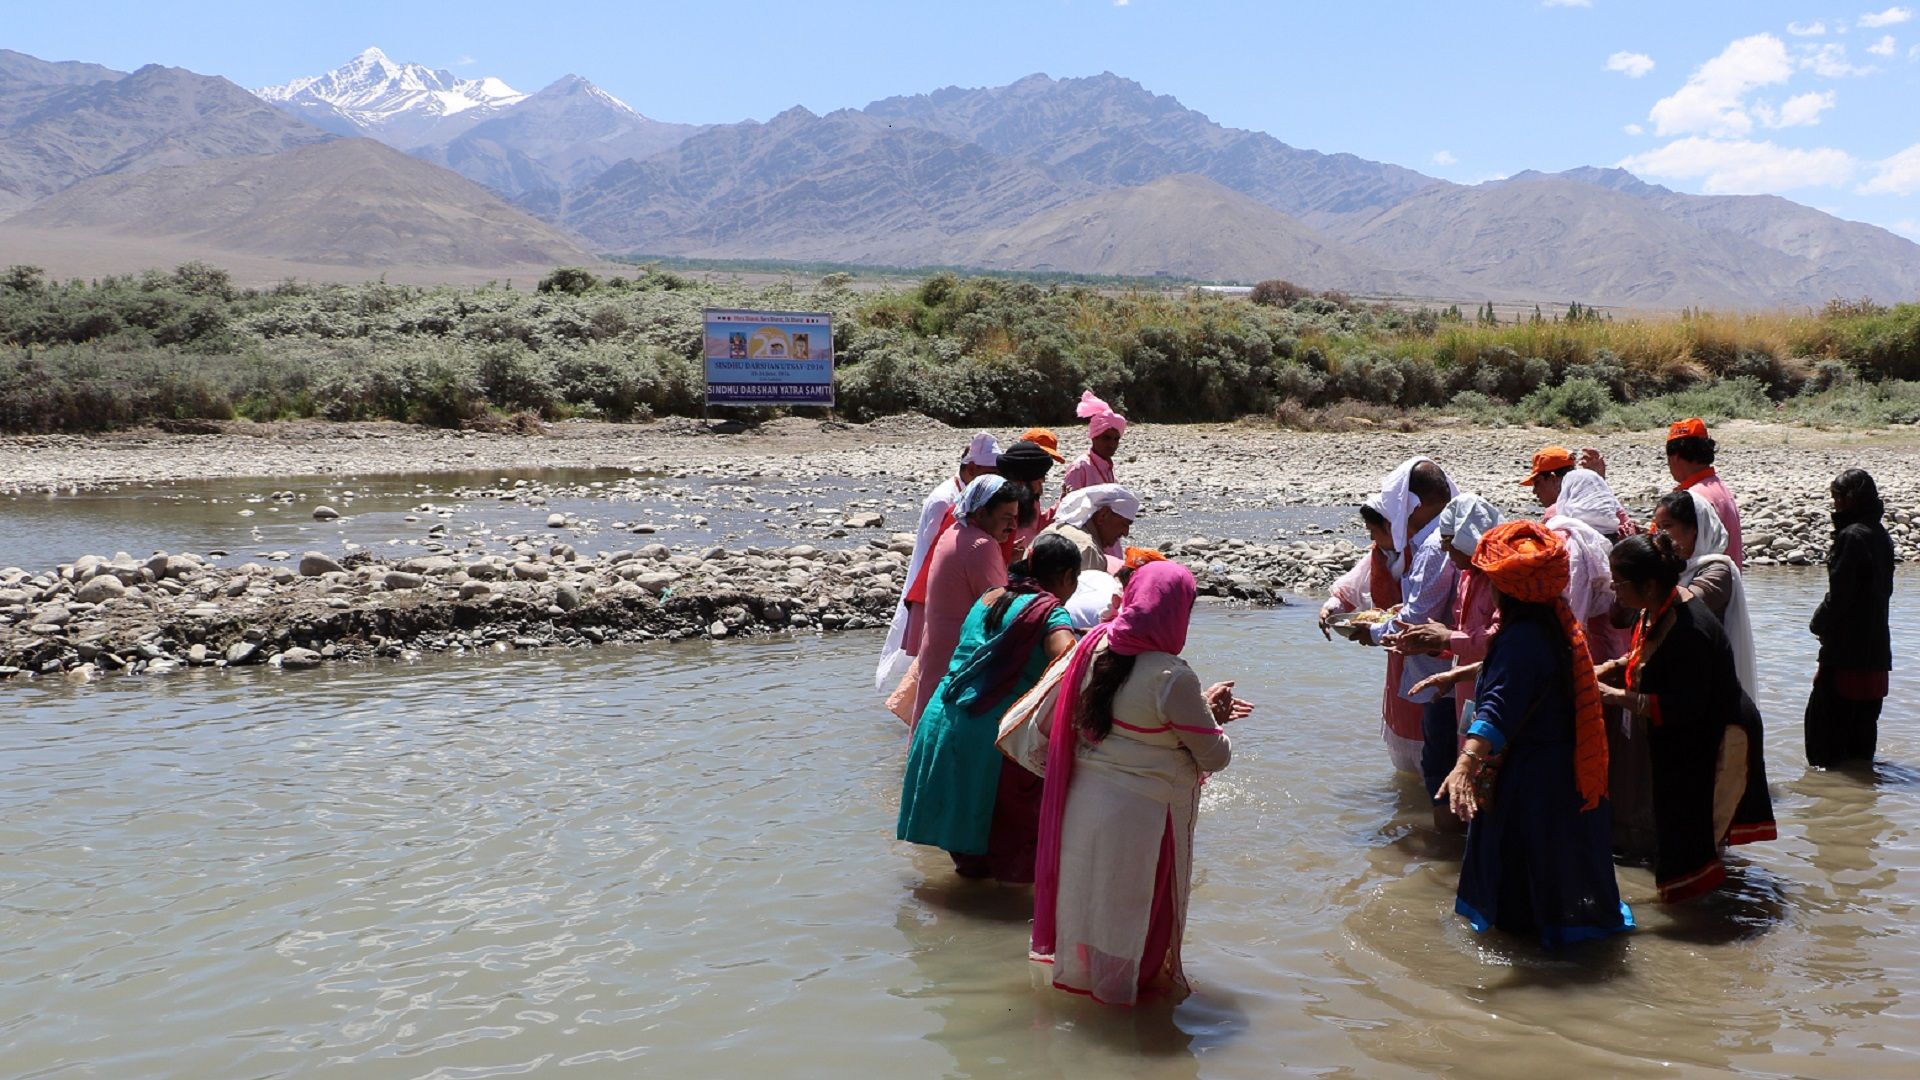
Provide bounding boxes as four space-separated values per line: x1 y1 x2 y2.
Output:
1664 417 1743 568
1580 417 1741 566
1060 390 1124 497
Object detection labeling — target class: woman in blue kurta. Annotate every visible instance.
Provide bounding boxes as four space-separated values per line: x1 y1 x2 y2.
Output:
1435 520 1632 947
898 534 1081 882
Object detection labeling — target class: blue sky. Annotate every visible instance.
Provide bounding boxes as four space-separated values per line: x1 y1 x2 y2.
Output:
9 0 1920 237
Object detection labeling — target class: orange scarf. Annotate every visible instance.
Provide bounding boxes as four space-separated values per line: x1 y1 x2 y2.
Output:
1676 466 1717 491
1624 587 1678 693
1472 520 1609 812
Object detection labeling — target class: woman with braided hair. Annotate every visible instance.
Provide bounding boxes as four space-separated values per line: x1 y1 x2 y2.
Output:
898 533 1081 882
1435 520 1632 946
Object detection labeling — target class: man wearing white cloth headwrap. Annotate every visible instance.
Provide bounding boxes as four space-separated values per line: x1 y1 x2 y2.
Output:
1320 457 1457 777
876 432 1001 693
1043 483 1140 572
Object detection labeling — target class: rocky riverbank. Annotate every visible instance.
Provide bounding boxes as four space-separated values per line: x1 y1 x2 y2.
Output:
3 416 1915 679
0 527 1363 679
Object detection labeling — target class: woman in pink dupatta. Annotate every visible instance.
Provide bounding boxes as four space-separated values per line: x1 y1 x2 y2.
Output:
1030 562 1253 1006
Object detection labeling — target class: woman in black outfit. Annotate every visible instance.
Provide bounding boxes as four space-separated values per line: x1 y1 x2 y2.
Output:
1805 469 1896 768
1601 534 1776 902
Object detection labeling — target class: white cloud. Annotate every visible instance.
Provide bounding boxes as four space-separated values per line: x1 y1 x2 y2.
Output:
1756 89 1838 126
1624 122 1645 135
1893 218 1920 237
1113 0 1130 6
1620 136 1856 192
1867 33 1898 53
1800 42 1878 75
1788 20 1828 35
1543 0 1593 7
456 54 477 66
1606 50 1656 77
1861 142 1920 193
1431 150 1458 166
1859 6 1913 28
1649 33 1794 136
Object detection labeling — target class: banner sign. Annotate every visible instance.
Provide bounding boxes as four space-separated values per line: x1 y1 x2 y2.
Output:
702 309 835 407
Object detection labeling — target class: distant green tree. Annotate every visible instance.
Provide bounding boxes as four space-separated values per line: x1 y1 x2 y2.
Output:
171 261 234 300
537 267 601 295
2 265 47 293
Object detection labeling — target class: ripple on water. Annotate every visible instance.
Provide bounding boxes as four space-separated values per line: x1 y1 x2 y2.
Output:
1 573 1918 1077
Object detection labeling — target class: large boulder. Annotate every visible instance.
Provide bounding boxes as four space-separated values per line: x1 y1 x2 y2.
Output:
74 576 126 604
299 552 345 577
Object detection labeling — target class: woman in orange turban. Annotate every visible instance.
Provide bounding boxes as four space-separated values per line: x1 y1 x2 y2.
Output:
1434 520 1632 946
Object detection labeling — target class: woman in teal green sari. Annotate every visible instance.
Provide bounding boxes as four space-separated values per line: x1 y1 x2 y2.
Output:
898 534 1082 882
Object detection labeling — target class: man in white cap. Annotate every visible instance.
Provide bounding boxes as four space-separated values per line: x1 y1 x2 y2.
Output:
876 433 1000 692
1043 483 1140 572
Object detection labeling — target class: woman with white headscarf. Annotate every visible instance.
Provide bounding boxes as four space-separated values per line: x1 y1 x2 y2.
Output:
1555 468 1635 543
1544 497 1619 635
1652 489 1758 699
912 476 1030 725
876 432 1001 693
1395 494 1503 711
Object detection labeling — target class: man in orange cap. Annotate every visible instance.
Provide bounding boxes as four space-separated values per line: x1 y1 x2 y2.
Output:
1020 428 1067 466
1518 445 1576 515
1020 428 1067 534
1664 418 1742 568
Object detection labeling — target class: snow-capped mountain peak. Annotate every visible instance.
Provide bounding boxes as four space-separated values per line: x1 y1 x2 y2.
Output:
541 74 641 117
256 47 526 146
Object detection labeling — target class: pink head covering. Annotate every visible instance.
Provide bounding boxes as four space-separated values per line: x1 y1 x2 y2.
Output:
1031 560 1196 966
1106 561 1195 657
1076 390 1127 439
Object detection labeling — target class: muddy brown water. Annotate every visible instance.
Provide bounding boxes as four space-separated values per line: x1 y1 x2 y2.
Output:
2 570 1916 1077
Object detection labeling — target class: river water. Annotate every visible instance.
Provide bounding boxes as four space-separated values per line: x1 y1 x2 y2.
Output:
0 472 1356 575
3 569 1916 1078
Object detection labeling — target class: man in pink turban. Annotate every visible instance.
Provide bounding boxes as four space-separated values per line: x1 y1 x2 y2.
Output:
1061 390 1127 498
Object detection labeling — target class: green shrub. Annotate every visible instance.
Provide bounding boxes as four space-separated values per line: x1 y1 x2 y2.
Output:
2 267 1918 433
537 267 600 295
1519 377 1612 427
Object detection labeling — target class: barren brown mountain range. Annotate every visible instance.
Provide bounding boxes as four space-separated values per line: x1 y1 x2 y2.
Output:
3 46 1918 307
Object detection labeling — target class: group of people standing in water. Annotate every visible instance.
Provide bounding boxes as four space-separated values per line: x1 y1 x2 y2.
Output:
881 391 1251 1005
1318 420 1895 944
881 401 1898 1004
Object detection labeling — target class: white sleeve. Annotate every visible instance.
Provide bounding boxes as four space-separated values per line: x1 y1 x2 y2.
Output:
1324 552 1373 614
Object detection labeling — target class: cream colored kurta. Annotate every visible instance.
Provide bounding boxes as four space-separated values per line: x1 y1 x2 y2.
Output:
1042 647 1230 1005
1040 521 1108 574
